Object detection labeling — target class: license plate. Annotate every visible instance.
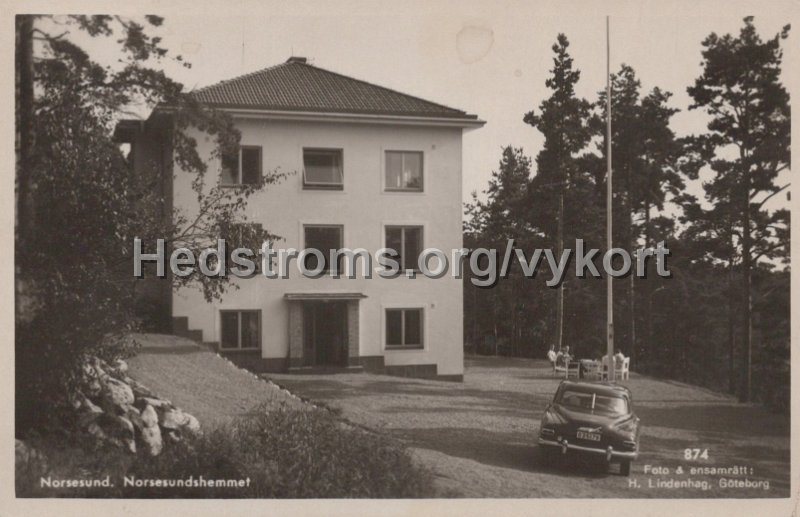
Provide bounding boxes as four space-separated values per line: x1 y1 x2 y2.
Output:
577 431 601 441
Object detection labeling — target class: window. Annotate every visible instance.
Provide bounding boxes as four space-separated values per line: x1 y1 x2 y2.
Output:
303 149 343 189
385 151 423 191
557 389 629 415
220 222 262 273
221 146 262 186
304 225 343 273
386 308 423 349
220 310 261 350
385 226 423 271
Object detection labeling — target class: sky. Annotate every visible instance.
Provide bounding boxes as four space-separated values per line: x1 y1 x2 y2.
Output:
66 3 792 212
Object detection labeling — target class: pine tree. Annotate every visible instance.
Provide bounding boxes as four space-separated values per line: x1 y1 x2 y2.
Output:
524 34 592 354
588 66 684 364
687 17 790 402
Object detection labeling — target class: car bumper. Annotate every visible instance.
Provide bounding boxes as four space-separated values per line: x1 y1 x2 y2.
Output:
538 437 638 461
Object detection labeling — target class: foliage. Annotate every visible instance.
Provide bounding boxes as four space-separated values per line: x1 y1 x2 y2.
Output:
17 405 436 498
523 34 597 353
464 18 790 411
685 16 790 401
15 15 282 434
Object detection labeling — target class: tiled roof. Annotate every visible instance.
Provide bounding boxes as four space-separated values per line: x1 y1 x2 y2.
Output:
189 57 479 120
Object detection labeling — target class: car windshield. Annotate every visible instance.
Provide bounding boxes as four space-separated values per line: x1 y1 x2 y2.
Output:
558 389 628 415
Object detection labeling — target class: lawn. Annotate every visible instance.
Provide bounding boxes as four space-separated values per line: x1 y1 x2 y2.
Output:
126 333 305 427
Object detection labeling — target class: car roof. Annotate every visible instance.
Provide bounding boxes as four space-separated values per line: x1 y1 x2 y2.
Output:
557 380 632 398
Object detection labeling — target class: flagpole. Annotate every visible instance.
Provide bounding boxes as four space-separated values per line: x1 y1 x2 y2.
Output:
606 15 615 382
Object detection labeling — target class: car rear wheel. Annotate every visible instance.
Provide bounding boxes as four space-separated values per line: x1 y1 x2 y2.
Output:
619 460 631 476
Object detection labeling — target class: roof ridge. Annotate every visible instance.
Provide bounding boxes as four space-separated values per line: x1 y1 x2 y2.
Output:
186 58 480 120
190 61 290 95
294 60 468 115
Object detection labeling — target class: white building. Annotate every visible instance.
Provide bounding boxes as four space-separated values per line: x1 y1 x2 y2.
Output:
121 57 484 380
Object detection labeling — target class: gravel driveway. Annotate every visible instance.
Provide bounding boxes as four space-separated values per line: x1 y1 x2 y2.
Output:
266 355 789 498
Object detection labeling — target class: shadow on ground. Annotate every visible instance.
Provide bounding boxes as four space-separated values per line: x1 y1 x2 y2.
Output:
267 356 789 497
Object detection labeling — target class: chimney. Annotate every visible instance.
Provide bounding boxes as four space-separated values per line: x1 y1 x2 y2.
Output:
286 56 307 64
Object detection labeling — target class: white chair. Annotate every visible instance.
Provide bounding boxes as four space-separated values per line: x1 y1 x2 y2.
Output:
547 350 566 377
566 360 580 379
599 356 612 381
583 360 602 380
615 357 630 380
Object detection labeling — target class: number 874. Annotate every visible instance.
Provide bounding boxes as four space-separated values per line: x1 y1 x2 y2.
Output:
684 448 709 460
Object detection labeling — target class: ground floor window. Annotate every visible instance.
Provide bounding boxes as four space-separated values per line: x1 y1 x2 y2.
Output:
385 308 423 349
220 310 261 350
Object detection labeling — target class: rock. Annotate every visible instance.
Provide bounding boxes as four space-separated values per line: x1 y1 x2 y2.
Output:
159 407 187 430
127 407 144 432
87 422 107 443
164 429 181 443
183 413 201 436
140 425 163 456
108 437 136 454
134 396 171 411
88 357 110 382
128 379 155 399
82 395 103 413
16 439 32 466
159 407 202 438
89 414 137 453
92 356 109 371
16 439 47 471
140 404 158 428
81 361 97 380
113 359 129 374
101 377 134 414
69 392 83 410
99 413 133 439
85 377 102 398
78 395 104 427
101 414 136 454
117 415 135 437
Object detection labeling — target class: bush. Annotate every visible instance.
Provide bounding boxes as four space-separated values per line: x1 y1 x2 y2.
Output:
17 405 436 498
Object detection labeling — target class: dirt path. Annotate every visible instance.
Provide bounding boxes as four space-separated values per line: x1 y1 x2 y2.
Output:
267 356 790 498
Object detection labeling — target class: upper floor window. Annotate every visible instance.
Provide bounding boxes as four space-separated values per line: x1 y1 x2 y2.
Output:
304 225 343 273
385 226 423 272
221 145 262 186
385 151 423 192
303 148 343 190
221 222 263 273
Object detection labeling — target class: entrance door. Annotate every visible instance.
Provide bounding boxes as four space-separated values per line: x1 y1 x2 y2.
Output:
302 302 348 367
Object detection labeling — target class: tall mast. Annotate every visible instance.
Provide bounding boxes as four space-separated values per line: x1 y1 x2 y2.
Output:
606 15 615 381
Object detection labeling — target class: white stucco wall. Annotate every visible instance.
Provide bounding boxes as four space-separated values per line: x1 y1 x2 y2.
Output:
170 117 465 376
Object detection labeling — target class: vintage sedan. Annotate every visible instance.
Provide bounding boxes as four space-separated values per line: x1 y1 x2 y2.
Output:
538 380 641 475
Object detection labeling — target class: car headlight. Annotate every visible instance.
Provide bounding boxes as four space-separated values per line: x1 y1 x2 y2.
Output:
612 418 638 438
542 409 566 427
